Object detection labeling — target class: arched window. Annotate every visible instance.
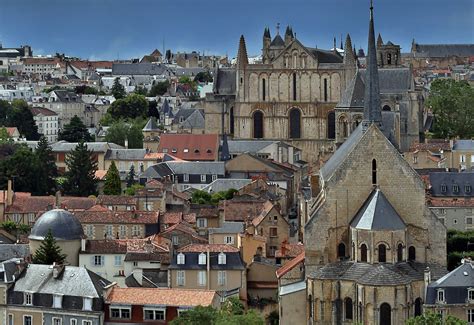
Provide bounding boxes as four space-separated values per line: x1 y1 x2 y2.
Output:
253 111 263 139
338 116 348 138
397 243 403 262
229 107 234 135
378 244 386 263
262 78 266 101
387 53 392 65
338 243 346 258
327 111 335 139
293 73 297 101
409 246 416 261
380 303 391 325
323 78 328 102
344 298 353 320
414 298 422 316
382 105 391 111
360 244 368 262
289 108 301 139
372 159 377 185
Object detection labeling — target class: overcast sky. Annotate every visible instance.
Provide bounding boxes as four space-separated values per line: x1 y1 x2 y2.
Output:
0 0 472 60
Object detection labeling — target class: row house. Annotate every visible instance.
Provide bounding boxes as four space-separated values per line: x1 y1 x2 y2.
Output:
74 205 160 240
21 57 64 77
159 222 207 251
157 133 219 161
168 244 247 301
160 212 196 232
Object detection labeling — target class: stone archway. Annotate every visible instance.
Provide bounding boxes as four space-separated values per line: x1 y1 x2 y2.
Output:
380 303 391 325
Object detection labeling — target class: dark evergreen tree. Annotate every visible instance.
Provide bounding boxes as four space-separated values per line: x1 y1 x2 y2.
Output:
0 144 41 194
63 141 98 196
58 115 93 142
0 100 39 140
103 161 121 195
35 136 58 195
111 77 126 99
148 100 159 119
126 164 136 188
32 229 67 265
127 124 144 149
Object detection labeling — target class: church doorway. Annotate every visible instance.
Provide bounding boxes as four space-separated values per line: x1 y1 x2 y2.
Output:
253 111 263 138
380 303 391 325
378 244 386 263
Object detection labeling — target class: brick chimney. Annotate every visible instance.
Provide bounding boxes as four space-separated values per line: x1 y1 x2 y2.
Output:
6 179 13 206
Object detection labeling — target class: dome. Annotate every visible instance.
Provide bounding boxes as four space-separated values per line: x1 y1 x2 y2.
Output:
29 209 84 241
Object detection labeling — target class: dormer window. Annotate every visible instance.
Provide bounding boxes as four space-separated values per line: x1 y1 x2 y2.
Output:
52 294 63 308
198 253 206 265
465 185 472 194
441 184 447 193
83 297 92 311
453 184 460 193
24 292 33 305
218 252 226 265
177 253 185 265
437 289 445 303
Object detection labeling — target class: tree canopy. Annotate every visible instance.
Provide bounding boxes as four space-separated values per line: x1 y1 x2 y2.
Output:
406 311 466 325
111 77 126 99
191 189 238 205
32 229 67 265
194 71 213 83
63 141 98 196
108 93 148 120
35 136 58 195
149 80 170 97
0 99 40 140
447 229 474 270
427 79 474 139
104 120 143 149
103 161 121 195
58 115 93 142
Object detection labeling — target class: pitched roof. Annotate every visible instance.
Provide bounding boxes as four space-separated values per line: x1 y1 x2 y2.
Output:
208 222 244 235
82 239 128 254
74 210 159 224
97 195 137 206
350 189 406 231
275 242 304 258
428 197 474 208
142 117 160 131
112 63 172 76
162 212 196 225
106 287 217 307
104 149 147 160
202 179 252 193
158 134 219 161
213 68 236 95
166 161 225 175
30 107 58 116
219 199 267 222
412 44 474 58
270 35 285 47
6 195 95 214
452 139 474 151
429 172 474 197
276 251 305 279
160 223 207 242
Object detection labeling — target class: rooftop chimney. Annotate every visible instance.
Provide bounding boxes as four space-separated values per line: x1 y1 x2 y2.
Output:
52 262 65 279
6 179 13 206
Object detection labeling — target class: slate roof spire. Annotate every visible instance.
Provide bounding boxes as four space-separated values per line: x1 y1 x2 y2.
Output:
362 0 382 128
343 34 356 66
236 35 249 69
220 133 231 161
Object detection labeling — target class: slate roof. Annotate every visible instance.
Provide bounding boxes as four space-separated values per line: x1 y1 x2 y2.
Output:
29 209 84 241
226 139 278 154
350 189 406 230
104 149 147 160
306 48 343 64
51 90 80 102
279 280 306 296
202 179 252 193
166 161 225 176
178 244 240 253
452 140 474 151
429 172 474 197
112 63 172 76
426 260 474 304
0 245 30 262
140 163 174 179
82 239 128 254
173 109 205 130
270 35 285 47
208 222 245 235
13 264 111 298
412 44 474 58
106 287 217 307
169 251 245 270
51 141 124 153
310 261 446 286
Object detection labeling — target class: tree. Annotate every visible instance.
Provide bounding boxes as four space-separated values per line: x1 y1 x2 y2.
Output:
63 141 98 196
32 229 67 265
126 165 136 187
124 183 144 196
103 161 121 195
111 77 126 99
105 120 128 146
194 71 213 83
149 80 170 97
75 85 98 95
427 79 474 139
447 229 474 270
59 115 93 142
148 100 159 119
406 311 466 325
35 136 58 195
134 85 148 96
127 124 143 149
108 94 148 120
0 127 13 144
0 100 40 140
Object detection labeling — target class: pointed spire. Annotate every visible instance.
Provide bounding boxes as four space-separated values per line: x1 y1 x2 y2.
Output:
363 0 382 127
333 37 337 53
220 133 231 161
377 33 383 47
236 35 249 69
343 34 355 66
285 25 291 36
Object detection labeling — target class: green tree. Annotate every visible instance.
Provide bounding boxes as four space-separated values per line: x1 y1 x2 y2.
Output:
111 77 126 99
191 189 237 205
59 115 93 142
127 123 143 149
75 85 98 95
0 127 13 144
171 306 219 325
134 85 148 96
406 311 467 325
149 80 170 97
126 165 136 187
124 183 144 196
35 136 58 195
103 161 121 195
105 120 128 146
0 100 40 140
0 144 41 194
427 79 474 139
63 141 98 196
447 229 474 270
194 71 213 83
108 94 148 120
32 229 67 265
148 100 159 118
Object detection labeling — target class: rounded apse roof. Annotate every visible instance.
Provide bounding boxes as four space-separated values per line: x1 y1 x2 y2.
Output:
29 209 84 241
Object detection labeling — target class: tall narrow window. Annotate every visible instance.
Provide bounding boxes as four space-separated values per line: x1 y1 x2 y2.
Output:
387 53 392 65
360 244 368 262
344 298 353 320
378 244 386 263
253 111 264 139
372 159 377 185
397 243 403 262
229 107 234 135
262 78 266 101
414 298 422 316
327 111 335 139
408 246 416 261
293 73 297 101
324 78 328 102
380 303 391 325
289 108 301 139
337 243 346 258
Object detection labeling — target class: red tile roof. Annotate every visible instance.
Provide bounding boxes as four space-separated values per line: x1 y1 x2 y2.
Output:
23 57 61 65
83 239 128 254
30 107 57 116
160 223 207 242
251 200 277 227
5 127 19 136
178 243 240 253
158 134 219 161
69 60 113 70
275 242 305 258
74 210 159 224
220 199 267 222
6 195 95 214
95 170 107 180
97 195 137 206
106 287 217 307
409 140 451 152
276 251 305 279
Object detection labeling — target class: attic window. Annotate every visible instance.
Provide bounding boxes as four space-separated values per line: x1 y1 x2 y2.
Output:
177 253 185 264
453 184 460 193
172 148 177 153
198 253 206 265
183 148 189 153
465 185 471 194
441 184 447 193
194 149 200 154
218 252 226 265
162 148 168 153
206 149 212 154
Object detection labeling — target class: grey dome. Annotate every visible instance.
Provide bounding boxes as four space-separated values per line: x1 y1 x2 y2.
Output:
29 209 84 241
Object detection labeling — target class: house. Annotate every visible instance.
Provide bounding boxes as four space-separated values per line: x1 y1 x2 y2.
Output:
6 263 112 325
22 57 64 76
239 232 267 266
141 161 225 191
160 212 196 231
159 222 207 250
79 238 170 288
276 251 305 286
274 240 305 265
189 205 220 236
452 140 474 171
4 127 21 141
157 134 219 161
218 198 267 223
247 257 279 302
74 205 160 240
134 180 167 212
171 109 205 134
142 118 161 152
424 258 474 323
225 139 303 164
404 140 452 169
278 281 307 325
208 222 244 247
97 195 138 211
427 172 474 230
104 287 220 324
168 244 247 300
0 258 25 325
30 107 59 143
104 149 168 175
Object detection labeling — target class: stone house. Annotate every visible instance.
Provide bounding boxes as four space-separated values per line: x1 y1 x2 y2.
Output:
158 222 207 251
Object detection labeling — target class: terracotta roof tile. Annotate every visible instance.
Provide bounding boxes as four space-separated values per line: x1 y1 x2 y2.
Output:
97 195 137 206
83 239 128 254
160 223 207 242
428 197 474 207
158 134 219 161
5 127 19 136
162 212 183 225
6 195 95 214
75 210 159 224
275 242 305 258
178 243 240 253
220 199 266 222
409 140 451 152
276 251 305 279
106 287 217 307
30 107 57 116
95 170 107 180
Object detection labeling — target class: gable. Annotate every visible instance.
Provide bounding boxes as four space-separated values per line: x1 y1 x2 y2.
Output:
225 154 279 173
271 39 318 68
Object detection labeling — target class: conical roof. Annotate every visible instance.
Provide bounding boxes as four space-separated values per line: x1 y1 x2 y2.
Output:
220 133 231 161
236 35 249 68
143 117 160 131
350 189 406 231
